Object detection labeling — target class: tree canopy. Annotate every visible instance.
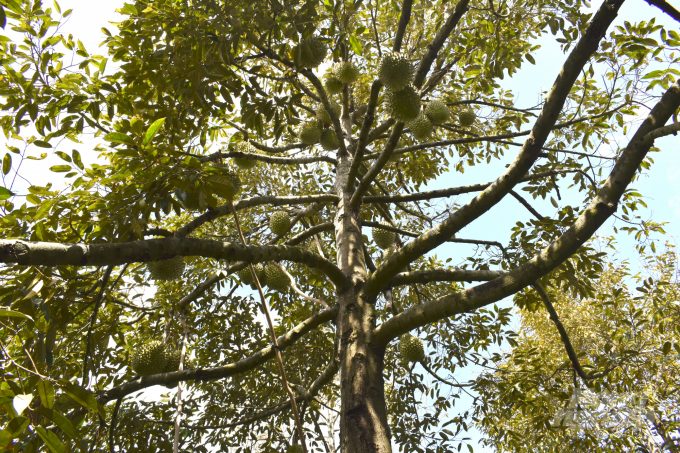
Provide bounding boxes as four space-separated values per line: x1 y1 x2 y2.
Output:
0 0 678 451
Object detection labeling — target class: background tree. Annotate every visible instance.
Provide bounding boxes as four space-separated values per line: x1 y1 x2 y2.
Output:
476 243 680 452
0 0 678 452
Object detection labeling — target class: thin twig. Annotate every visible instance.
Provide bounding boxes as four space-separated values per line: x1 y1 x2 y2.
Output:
229 202 308 453
174 311 190 453
273 262 330 309
82 265 113 386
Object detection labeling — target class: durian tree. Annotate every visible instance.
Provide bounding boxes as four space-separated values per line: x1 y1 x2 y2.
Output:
0 0 678 452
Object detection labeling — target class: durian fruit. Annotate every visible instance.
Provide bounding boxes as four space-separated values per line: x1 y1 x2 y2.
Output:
298 120 322 145
180 192 201 211
324 73 344 95
372 222 396 250
385 85 420 123
233 141 258 169
147 256 185 281
214 166 242 201
320 129 340 151
265 263 290 291
269 211 291 236
316 102 341 125
409 112 433 141
459 110 476 127
131 340 168 376
237 263 267 287
378 52 414 91
298 36 327 68
334 62 359 84
287 445 303 453
424 100 451 124
164 348 182 373
399 333 425 363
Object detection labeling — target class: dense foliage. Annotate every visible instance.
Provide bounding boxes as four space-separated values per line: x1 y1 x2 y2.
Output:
477 244 680 452
0 0 678 451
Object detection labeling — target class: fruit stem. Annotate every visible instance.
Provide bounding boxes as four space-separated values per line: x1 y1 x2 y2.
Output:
229 201 308 453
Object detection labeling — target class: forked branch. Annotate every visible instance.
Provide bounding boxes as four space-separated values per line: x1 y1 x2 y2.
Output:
373 77 680 346
364 0 626 295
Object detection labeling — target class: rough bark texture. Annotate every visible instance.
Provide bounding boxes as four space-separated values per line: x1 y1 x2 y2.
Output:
335 156 391 452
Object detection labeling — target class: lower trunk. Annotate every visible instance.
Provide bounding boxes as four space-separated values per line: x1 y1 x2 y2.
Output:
338 291 391 452
334 156 391 452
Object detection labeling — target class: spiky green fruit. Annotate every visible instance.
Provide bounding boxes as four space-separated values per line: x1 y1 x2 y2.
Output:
409 112 433 141
237 263 266 287
334 62 360 84
269 211 291 236
320 129 340 151
213 166 242 201
424 100 451 124
385 85 420 123
316 102 341 125
298 36 327 68
372 222 396 250
164 349 182 373
399 334 425 363
147 256 185 281
132 340 168 376
324 73 344 95
459 110 476 127
298 120 322 145
265 264 290 291
180 192 200 211
378 52 414 91
233 142 258 169
287 445 303 453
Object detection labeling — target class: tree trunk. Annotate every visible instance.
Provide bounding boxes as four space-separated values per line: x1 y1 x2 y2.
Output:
334 156 392 452
338 291 391 452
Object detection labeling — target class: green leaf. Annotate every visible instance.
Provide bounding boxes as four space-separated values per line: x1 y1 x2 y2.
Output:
0 186 12 200
349 35 363 56
0 430 10 449
55 151 72 163
26 194 40 205
35 426 65 453
13 394 33 415
37 381 55 409
7 416 28 437
35 407 78 441
0 307 32 321
143 118 166 145
0 6 6 30
71 149 83 170
33 140 52 148
663 341 672 355
119 3 138 15
98 58 107 74
2 153 10 175
59 381 105 417
50 165 72 172
103 132 135 145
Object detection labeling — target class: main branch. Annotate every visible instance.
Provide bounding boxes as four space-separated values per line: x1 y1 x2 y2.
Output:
373 78 680 346
364 0 625 296
98 307 337 403
0 237 348 289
